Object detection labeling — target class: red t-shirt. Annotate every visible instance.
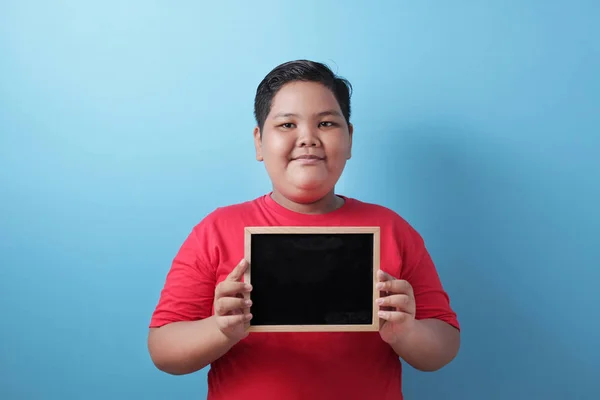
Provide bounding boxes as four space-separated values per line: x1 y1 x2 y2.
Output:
150 194 459 400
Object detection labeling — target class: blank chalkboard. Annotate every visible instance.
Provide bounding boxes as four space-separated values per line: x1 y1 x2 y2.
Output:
243 226 380 332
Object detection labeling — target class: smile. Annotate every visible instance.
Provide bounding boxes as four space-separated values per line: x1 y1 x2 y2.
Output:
292 155 325 164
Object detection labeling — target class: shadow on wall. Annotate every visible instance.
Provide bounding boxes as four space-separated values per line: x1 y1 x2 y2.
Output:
383 123 596 400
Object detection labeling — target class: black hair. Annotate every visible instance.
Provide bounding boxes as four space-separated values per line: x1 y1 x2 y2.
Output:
253 60 352 132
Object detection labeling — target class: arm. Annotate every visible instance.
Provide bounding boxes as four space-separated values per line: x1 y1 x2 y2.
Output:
377 237 461 372
148 316 238 375
382 222 461 371
389 318 460 371
148 259 253 375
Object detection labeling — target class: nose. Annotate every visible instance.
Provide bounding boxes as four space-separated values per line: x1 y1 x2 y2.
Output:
297 125 321 147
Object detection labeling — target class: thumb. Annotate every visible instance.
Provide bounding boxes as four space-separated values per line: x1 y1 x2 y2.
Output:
226 259 249 282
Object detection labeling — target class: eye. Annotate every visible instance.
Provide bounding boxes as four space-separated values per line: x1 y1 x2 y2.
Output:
319 121 336 128
279 123 295 129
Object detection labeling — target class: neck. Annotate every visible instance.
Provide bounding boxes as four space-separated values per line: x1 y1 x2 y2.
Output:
270 189 343 215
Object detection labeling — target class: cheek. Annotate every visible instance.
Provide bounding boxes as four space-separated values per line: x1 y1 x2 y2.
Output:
325 137 351 160
263 136 292 161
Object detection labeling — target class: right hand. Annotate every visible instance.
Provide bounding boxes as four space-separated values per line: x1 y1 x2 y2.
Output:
213 258 253 342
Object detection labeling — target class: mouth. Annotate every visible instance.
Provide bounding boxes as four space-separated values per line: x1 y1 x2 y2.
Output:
292 154 325 161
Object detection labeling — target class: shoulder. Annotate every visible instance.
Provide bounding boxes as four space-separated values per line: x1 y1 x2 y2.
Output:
190 196 263 232
211 197 261 218
347 197 415 229
345 196 426 247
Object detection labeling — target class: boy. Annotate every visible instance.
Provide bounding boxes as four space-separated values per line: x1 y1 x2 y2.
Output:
148 60 460 399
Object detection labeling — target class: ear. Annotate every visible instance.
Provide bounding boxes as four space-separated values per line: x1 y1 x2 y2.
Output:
253 126 263 161
347 123 354 160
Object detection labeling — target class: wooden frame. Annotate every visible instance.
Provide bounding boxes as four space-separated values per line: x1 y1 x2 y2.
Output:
243 226 380 332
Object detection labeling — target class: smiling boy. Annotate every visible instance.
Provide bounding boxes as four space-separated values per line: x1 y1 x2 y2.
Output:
148 60 460 399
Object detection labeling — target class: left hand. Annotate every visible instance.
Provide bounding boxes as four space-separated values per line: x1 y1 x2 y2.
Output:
376 270 416 344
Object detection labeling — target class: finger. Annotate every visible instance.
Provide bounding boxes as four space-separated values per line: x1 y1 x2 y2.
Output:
226 259 249 282
216 313 253 329
377 294 413 312
376 279 413 295
215 280 252 299
377 269 396 282
376 270 398 297
378 310 409 322
215 297 253 316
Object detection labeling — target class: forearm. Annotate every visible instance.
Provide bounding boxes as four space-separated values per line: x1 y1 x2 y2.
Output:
391 318 460 372
148 316 236 375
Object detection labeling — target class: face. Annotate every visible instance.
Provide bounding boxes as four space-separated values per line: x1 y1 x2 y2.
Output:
254 81 353 204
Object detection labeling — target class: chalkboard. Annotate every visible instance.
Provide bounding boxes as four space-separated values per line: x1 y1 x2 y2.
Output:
243 226 380 332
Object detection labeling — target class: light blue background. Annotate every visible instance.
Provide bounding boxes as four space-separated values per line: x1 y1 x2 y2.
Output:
1 1 598 399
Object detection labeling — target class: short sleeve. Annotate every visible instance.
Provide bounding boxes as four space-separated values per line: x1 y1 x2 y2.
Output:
400 226 460 331
149 221 218 328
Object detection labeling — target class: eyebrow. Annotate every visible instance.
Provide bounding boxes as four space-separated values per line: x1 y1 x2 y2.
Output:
272 110 343 119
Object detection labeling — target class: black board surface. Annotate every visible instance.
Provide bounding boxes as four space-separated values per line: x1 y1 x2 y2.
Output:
244 227 380 332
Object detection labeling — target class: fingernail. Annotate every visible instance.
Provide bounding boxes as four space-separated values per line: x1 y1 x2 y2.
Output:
245 284 252 291
376 283 384 290
245 300 252 306
376 298 384 305
378 311 386 318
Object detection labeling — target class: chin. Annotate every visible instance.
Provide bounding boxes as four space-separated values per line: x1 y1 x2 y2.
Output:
280 185 332 204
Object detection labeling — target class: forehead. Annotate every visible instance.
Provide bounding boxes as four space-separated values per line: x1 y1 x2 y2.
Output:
268 81 341 117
